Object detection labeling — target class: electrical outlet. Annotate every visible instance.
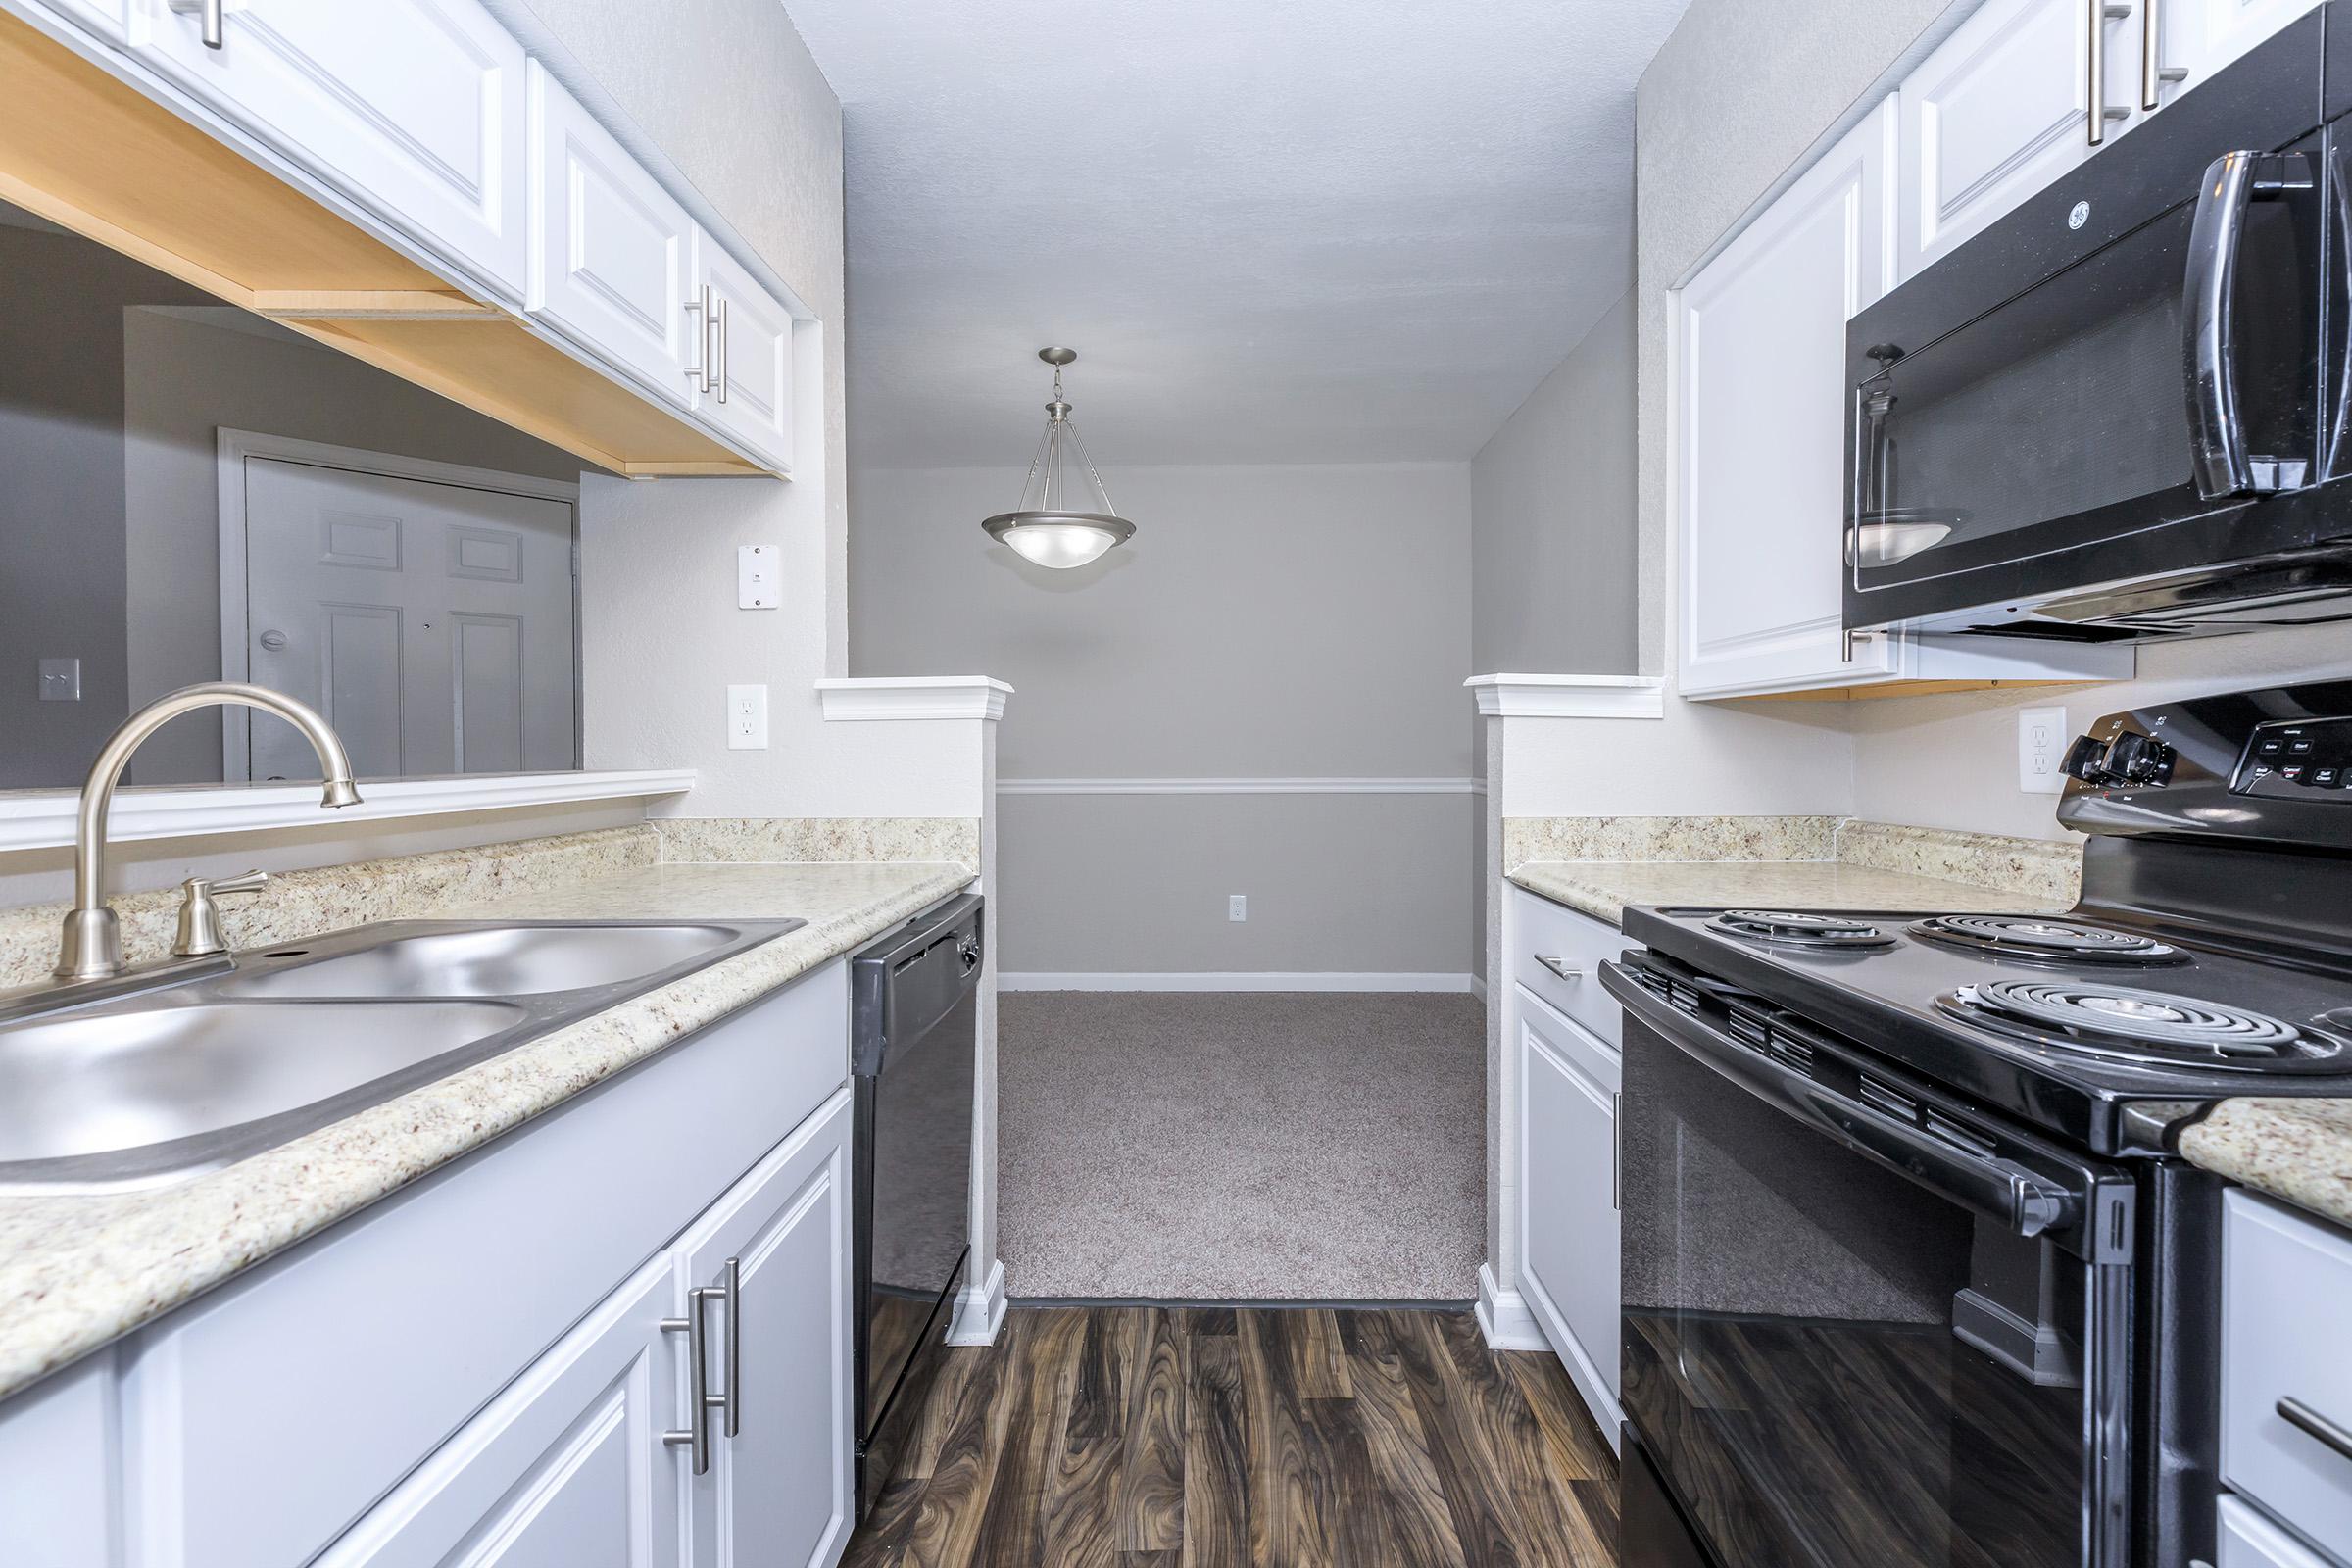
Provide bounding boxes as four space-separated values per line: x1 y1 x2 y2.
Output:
1228 894 1247 922
737 544 778 610
2018 706 2068 794
727 684 768 750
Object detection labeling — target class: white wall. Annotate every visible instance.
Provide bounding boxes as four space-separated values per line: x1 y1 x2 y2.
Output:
1471 290 1640 677
850 462 1476 975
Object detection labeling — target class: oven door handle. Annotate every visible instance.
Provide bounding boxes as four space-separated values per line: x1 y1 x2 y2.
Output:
2185 150 2314 499
1601 961 2086 1250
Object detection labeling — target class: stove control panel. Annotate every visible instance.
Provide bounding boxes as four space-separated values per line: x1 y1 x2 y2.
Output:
2062 728 2176 788
2233 718 2352 797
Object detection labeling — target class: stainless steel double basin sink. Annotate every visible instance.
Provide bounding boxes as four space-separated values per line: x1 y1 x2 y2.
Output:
0 918 805 1193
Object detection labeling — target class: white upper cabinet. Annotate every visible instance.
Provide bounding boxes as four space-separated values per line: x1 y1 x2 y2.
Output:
1679 103 1897 698
129 0 527 299
693 231 797 474
2148 0 2323 105
526 61 696 406
1897 0 2138 279
33 0 126 43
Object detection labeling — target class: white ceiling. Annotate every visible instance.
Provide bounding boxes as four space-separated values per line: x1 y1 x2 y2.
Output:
784 0 1690 469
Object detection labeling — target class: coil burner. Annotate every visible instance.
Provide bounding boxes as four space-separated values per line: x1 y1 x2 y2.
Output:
1938 979 2346 1071
1707 910 1897 951
1909 914 2186 965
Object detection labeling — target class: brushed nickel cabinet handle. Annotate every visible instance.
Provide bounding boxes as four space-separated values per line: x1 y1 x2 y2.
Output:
2141 0 2186 109
169 0 223 48
2088 0 2132 146
1611 1092 1623 1211
714 296 730 404
1536 955 1583 982
2279 1396 2352 1464
662 1284 718 1475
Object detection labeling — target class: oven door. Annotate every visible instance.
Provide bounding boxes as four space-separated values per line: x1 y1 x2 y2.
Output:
1842 130 2329 634
1604 958 2138 1568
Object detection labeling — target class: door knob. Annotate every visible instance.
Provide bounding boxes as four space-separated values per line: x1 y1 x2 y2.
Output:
258 629 289 652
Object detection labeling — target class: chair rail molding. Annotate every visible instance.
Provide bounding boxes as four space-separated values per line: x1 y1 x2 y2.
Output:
1465 674 1666 719
997 777 1482 796
815 677 1013 722
0 769 696 852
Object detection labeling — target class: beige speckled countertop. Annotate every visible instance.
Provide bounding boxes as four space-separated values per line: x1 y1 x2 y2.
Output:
1508 859 2068 927
2180 1100 2352 1231
0 859 972 1400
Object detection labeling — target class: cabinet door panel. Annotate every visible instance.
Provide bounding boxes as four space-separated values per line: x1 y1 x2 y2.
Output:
32 0 126 42
130 0 525 295
527 61 694 406
676 1090 855 1568
1897 0 2130 278
1518 988 1622 1442
2153 0 2321 104
694 232 795 472
315 1257 680 1568
1678 102 1897 697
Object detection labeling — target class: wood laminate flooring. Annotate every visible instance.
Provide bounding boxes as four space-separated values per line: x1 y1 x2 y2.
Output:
845 1305 1619 1568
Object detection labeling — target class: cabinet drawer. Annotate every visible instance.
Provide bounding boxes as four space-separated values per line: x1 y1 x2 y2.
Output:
120 960 847 1568
2219 1494 2338 1568
1512 886 1631 1046
2224 1190 2352 1558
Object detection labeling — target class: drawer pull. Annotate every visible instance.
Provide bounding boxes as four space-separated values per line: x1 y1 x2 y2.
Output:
662 1285 715 1474
2278 1396 2352 1464
1536 956 1584 982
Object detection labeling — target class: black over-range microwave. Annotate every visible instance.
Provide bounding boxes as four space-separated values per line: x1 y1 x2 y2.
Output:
1845 5 2352 642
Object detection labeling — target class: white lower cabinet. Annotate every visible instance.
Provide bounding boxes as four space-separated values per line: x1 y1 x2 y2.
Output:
674 1091 855 1568
0 959 860 1568
1517 982 1622 1448
2222 1190 2352 1565
316 1255 683 1568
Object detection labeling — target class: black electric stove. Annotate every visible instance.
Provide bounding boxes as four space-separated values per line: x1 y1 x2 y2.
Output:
1604 680 2352 1568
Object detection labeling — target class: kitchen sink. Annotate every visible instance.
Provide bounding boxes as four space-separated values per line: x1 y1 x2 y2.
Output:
215 922 754 999
0 917 805 1192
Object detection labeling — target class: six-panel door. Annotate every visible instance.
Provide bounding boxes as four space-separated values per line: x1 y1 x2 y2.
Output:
129 0 527 297
676 1089 856 1568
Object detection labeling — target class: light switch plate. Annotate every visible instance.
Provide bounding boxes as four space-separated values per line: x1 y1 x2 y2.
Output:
726 684 768 750
737 544 778 610
1228 894 1247 922
37 658 79 702
2018 706 2068 794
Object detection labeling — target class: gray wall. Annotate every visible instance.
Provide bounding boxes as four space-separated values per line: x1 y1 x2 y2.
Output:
0 228 204 787
1469 289 1639 677
851 462 1476 975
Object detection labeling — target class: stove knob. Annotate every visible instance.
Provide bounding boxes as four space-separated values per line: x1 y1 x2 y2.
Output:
2060 734 2112 785
2103 731 2175 785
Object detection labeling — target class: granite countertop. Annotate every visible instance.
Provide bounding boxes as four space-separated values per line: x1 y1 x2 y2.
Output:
1509 859 2067 927
0 859 972 1400
2180 1100 2352 1231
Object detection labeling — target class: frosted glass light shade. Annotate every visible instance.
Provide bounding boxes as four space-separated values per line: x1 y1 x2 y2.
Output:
982 512 1133 569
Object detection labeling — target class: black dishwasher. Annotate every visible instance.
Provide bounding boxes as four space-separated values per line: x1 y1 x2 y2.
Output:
849 892 982 1517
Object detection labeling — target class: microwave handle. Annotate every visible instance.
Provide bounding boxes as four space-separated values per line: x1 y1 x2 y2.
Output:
2185 150 2314 499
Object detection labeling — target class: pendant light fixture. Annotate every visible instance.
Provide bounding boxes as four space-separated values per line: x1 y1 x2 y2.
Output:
981 347 1136 569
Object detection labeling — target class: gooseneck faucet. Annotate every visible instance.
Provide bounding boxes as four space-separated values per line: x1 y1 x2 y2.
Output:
56 682 364 982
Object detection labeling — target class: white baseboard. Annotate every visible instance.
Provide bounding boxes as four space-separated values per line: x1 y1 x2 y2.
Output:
1476 1263 1549 1351
945 1257 1007 1346
1468 972 1489 1004
998 971 1480 994
1521 1266 1625 1454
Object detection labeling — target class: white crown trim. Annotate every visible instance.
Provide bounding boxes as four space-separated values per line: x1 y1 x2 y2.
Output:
1464 673 1666 718
814 676 1013 722
0 769 696 853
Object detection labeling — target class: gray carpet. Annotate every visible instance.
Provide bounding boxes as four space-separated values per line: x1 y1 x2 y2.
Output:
997 991 1485 1301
